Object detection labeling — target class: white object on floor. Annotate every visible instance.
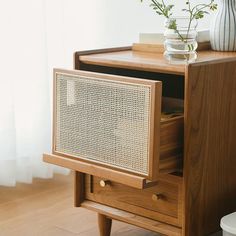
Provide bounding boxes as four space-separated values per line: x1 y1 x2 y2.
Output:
221 212 236 236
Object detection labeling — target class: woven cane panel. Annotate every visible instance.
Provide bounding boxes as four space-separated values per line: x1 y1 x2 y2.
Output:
55 73 151 175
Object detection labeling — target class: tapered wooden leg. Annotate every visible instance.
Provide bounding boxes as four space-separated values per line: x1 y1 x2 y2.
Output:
98 213 112 236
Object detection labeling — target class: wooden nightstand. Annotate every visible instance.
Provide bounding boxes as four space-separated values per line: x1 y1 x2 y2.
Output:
44 46 236 236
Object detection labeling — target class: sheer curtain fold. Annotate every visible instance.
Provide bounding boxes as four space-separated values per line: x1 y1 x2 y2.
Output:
0 0 139 187
0 0 69 187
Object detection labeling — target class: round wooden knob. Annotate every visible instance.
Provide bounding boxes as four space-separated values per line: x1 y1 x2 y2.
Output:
99 180 111 187
152 194 163 201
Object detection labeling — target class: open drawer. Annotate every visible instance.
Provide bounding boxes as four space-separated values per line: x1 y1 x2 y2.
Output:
44 68 183 188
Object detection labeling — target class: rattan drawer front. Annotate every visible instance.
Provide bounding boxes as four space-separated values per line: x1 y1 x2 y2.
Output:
85 175 182 227
53 69 183 187
53 69 162 181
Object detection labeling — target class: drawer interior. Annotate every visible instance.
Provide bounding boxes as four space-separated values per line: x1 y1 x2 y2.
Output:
78 63 185 99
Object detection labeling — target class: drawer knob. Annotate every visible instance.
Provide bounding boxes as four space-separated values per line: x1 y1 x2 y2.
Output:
152 194 164 201
99 180 111 187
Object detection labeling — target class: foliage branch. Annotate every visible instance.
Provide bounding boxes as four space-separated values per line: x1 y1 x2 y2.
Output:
140 0 217 49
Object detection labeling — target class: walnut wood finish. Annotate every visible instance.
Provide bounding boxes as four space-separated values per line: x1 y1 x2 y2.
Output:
85 175 182 227
43 153 155 189
79 50 185 76
184 60 236 235
98 214 112 236
82 201 182 236
74 46 132 71
74 171 85 207
78 50 236 76
159 116 184 173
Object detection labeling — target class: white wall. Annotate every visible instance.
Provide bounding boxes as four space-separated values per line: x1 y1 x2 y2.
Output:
95 0 213 47
45 0 215 69
84 0 213 46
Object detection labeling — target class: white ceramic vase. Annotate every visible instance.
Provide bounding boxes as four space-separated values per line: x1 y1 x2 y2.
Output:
210 0 236 51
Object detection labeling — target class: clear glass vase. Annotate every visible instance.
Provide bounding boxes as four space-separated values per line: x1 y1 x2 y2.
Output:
164 17 198 64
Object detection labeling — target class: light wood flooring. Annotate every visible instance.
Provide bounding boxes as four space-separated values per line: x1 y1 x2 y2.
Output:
0 172 159 236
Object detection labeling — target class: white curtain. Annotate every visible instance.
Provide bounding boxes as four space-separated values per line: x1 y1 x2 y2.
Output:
0 0 115 187
0 0 70 187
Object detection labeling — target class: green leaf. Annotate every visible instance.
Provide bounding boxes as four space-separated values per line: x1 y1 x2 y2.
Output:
139 0 217 22
168 19 177 30
210 3 217 10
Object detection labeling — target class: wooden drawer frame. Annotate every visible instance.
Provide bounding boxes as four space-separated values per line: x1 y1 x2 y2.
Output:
85 175 183 227
72 170 183 236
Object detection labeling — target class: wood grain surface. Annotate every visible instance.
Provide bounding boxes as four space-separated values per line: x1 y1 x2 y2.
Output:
184 59 236 235
44 154 158 189
98 214 112 236
82 201 182 236
79 50 185 75
85 175 182 227
78 49 236 76
74 171 85 207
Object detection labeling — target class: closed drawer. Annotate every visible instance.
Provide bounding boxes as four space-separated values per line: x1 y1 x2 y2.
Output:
85 175 183 227
51 68 183 187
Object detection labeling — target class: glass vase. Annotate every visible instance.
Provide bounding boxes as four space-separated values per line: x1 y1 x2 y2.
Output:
164 17 198 64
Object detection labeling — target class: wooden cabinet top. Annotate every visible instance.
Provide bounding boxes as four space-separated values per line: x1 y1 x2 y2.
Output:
76 47 236 75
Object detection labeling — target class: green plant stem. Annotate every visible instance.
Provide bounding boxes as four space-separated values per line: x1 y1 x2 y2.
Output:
184 1 214 49
140 0 217 53
151 0 170 18
175 29 185 42
192 1 214 15
151 0 163 13
185 1 193 46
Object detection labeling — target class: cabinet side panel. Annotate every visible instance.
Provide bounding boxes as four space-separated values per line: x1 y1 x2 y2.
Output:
184 61 236 235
